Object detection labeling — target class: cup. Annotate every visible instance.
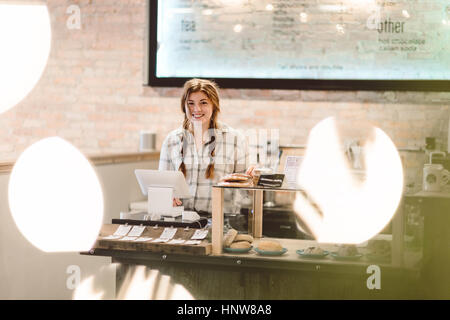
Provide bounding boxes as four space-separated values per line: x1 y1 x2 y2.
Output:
120 211 130 219
139 131 156 152
425 137 436 150
423 163 450 192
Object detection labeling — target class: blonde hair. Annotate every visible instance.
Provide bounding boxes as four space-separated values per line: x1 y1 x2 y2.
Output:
179 79 221 179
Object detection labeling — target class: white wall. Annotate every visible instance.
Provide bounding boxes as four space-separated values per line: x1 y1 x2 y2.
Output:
0 160 158 299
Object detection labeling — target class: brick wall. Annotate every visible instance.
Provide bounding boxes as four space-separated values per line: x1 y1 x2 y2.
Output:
1 0 449 188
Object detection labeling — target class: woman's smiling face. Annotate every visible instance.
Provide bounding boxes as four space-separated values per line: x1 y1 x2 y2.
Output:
186 91 214 127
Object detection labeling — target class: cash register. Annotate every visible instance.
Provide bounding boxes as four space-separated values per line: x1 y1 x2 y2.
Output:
112 170 207 228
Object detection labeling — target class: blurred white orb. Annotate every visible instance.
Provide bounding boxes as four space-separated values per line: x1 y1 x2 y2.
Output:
0 4 51 114
8 137 104 252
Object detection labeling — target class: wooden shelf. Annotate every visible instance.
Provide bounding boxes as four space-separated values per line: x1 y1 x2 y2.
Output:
0 151 160 174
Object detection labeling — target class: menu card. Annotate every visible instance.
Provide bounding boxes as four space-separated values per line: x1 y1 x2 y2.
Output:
152 238 170 243
159 227 177 240
191 229 209 240
128 225 146 237
185 240 202 245
133 237 153 242
167 239 186 244
101 235 122 240
113 225 132 236
284 156 303 188
120 236 138 241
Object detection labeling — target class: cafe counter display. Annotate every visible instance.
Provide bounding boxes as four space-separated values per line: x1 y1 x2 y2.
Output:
84 184 427 299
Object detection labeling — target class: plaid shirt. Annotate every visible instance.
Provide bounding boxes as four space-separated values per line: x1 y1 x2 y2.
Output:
159 122 248 214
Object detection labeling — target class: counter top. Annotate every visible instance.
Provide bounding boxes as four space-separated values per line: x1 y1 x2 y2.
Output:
406 190 450 199
215 184 302 191
0 151 160 174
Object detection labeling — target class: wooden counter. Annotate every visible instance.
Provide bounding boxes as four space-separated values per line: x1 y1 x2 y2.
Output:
81 188 450 299
82 184 428 299
86 236 422 299
86 227 423 299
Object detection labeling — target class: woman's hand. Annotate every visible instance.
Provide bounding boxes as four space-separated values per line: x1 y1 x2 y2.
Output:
173 198 182 207
246 165 256 176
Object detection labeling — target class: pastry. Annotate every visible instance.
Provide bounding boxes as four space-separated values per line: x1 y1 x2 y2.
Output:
226 173 251 179
257 240 283 252
367 240 391 256
230 241 252 249
218 173 253 188
221 175 249 182
223 228 238 247
217 181 253 188
304 247 324 255
234 234 254 243
337 244 359 256
221 173 251 181
231 173 251 178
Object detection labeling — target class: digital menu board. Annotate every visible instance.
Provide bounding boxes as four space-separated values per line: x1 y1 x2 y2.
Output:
148 0 450 90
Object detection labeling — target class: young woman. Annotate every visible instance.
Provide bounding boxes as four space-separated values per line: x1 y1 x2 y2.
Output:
159 78 254 216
